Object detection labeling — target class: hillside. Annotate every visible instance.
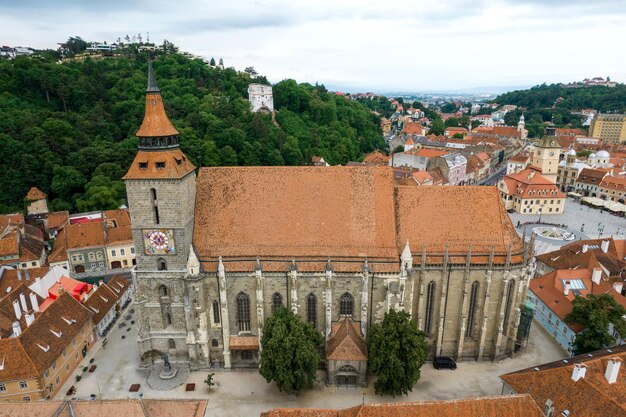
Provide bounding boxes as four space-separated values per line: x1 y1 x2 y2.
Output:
0 53 386 214
493 83 626 137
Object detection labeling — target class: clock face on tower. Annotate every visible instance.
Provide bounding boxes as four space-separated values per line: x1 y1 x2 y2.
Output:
549 152 555 157
143 229 176 255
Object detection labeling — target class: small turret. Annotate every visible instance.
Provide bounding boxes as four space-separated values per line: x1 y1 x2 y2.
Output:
401 240 413 270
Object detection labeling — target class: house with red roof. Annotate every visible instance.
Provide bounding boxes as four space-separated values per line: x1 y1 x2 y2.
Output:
498 166 565 214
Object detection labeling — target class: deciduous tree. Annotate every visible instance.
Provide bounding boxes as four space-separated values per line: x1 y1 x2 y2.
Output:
366 309 429 397
259 307 323 394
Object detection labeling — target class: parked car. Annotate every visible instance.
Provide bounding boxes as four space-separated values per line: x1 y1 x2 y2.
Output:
433 356 457 370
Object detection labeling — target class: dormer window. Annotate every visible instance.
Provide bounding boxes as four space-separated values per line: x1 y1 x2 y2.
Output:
175 157 182 166
139 162 148 170
100 295 108 303
37 343 50 352
90 306 99 313
50 329 62 338
156 162 166 169
61 317 76 325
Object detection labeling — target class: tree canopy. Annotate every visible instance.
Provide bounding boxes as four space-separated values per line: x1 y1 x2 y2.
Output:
366 309 429 396
259 307 323 394
565 293 626 355
0 50 386 214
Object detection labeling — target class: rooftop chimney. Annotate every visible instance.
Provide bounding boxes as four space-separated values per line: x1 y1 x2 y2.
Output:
19 292 27 312
544 399 554 417
582 244 589 253
601 240 610 253
571 363 587 381
25 312 34 327
563 281 571 296
605 357 622 384
592 268 602 285
12 321 21 337
614 282 624 294
12 299 21 320
29 292 39 312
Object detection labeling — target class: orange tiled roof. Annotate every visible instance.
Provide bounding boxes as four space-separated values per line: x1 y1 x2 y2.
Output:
0 338 39 382
326 317 367 361
261 394 543 417
65 221 106 249
0 213 24 231
501 168 565 199
47 211 69 231
402 122 426 135
362 151 390 165
48 227 68 263
193 166 399 270
0 232 19 258
26 186 47 201
2 400 208 417
600 176 626 191
0 266 49 295
84 284 119 325
396 186 524 255
406 148 448 158
411 171 433 184
501 346 626 417
123 149 196 180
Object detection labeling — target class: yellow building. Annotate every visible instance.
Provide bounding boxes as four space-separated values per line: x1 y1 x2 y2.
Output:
498 166 566 214
530 125 560 184
589 113 626 144
0 291 94 401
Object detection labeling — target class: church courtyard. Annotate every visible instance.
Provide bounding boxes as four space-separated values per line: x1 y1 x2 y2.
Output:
54 302 566 417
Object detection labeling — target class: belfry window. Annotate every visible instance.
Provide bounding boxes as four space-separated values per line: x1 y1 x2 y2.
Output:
466 281 480 338
339 293 353 317
271 293 283 314
307 293 317 326
150 188 160 225
237 292 251 332
424 281 435 335
157 258 167 271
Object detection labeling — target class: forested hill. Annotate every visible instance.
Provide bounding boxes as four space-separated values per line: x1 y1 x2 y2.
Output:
494 83 626 112
0 53 386 214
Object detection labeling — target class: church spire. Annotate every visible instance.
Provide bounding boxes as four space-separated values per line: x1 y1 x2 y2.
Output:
135 59 180 149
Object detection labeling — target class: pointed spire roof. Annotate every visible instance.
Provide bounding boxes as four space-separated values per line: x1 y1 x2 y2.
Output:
135 60 179 140
147 60 160 93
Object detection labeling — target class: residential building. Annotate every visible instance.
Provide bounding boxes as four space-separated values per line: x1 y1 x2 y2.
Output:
506 152 530 175
262 395 543 417
25 187 49 220
501 346 626 417
84 275 130 337
574 167 612 197
430 153 467 185
0 217 46 270
589 113 626 144
0 291 94 401
361 151 390 166
444 126 468 138
311 156 330 166
599 175 626 203
390 148 448 171
402 121 427 136
529 125 560 184
247 84 274 113
557 149 590 192
498 166 565 214
103 209 135 270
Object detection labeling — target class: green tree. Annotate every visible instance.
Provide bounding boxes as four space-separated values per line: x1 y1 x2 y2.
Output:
259 307 323 394
429 119 445 136
366 309 429 397
219 146 238 166
566 294 626 355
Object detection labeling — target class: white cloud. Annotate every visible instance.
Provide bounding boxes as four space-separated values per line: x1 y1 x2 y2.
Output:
1 0 624 91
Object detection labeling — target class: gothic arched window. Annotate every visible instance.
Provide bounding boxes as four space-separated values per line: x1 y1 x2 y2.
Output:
212 300 220 324
307 293 317 325
165 313 172 326
211 339 219 347
424 281 435 335
339 293 354 317
157 258 167 271
503 280 516 335
237 292 251 332
466 281 480 338
150 188 160 224
158 284 168 297
271 292 283 314
168 338 175 349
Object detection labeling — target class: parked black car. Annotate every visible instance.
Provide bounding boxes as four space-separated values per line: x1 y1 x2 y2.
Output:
433 356 457 370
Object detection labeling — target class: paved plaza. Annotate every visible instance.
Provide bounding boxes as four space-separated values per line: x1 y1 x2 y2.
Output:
509 197 626 255
55 302 567 417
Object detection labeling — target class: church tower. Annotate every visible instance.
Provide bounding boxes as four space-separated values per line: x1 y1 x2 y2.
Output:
530 124 560 183
517 114 528 141
123 60 197 361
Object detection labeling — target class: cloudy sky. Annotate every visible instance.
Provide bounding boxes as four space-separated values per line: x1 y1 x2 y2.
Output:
1 0 625 92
